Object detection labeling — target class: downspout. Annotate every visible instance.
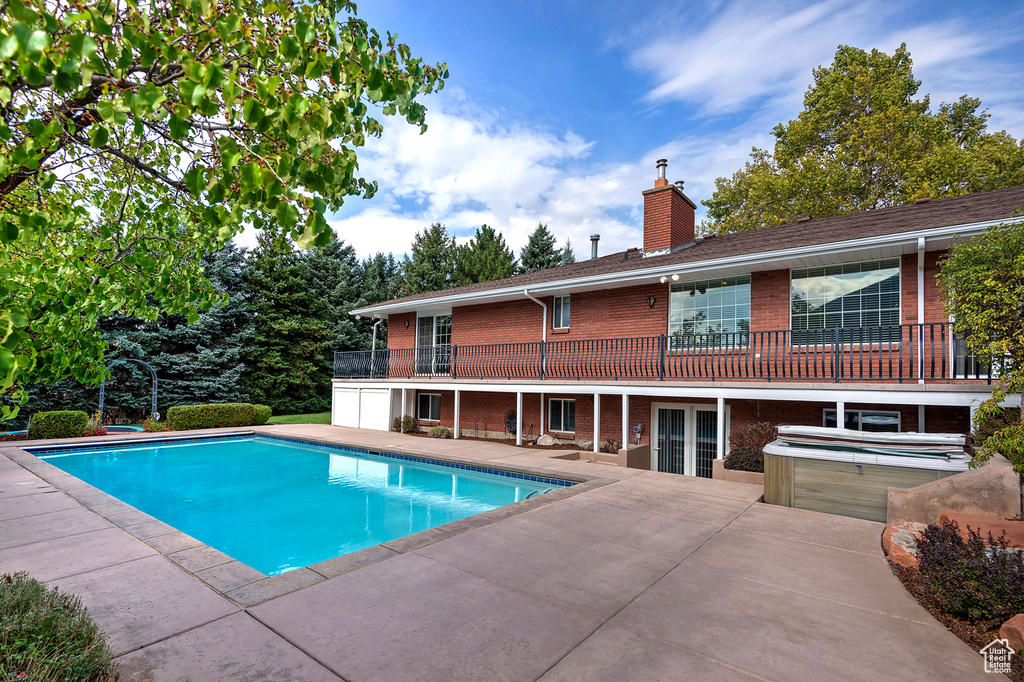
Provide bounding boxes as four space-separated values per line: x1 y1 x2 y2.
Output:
371 316 383 375
524 289 547 379
917 237 925 385
523 289 547 341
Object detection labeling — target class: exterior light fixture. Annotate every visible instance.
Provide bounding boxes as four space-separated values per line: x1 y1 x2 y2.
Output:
659 276 667 284
355 314 362 320
647 296 656 308
671 274 680 281
404 319 410 328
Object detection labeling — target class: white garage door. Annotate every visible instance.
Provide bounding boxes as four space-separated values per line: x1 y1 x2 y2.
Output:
332 388 358 428
358 389 391 431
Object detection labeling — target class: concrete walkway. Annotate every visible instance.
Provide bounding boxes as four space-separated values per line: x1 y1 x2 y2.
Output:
0 425 988 681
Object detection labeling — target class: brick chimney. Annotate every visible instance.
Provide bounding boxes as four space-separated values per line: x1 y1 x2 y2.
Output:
642 159 696 254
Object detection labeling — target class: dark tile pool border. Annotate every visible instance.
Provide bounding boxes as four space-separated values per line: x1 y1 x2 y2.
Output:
4 430 610 608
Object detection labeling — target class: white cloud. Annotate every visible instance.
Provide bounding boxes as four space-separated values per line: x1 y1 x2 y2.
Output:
240 1 1024 261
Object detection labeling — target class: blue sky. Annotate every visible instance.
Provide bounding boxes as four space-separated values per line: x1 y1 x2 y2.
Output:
293 0 1024 260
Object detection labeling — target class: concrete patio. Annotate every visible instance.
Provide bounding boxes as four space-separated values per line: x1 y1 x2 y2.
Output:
0 425 989 681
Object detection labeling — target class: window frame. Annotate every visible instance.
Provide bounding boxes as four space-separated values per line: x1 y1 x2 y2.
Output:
789 258 902 346
553 295 570 329
822 408 901 432
667 275 751 348
548 398 576 433
417 393 441 422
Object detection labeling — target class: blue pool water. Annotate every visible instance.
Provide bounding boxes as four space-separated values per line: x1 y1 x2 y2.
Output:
37 435 566 575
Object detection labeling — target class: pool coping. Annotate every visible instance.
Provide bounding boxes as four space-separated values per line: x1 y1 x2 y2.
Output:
1 429 614 607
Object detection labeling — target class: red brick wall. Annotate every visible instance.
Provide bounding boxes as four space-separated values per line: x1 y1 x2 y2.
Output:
413 389 970 443
451 285 670 345
750 269 790 332
642 186 694 252
900 251 947 324
388 251 952 350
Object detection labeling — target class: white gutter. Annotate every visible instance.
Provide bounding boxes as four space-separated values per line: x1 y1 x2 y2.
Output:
351 215 1024 317
523 288 547 341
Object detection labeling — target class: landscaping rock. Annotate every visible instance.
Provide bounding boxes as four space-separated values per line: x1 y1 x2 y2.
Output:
536 434 557 446
1000 614 1024 652
882 520 927 569
938 512 1024 548
887 454 1021 525
578 440 593 451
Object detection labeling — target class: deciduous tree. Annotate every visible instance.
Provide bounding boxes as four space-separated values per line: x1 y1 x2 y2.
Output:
938 221 1024 472
703 45 1024 235
0 0 445 419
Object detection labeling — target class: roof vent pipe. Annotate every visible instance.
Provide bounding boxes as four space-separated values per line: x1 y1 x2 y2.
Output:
656 159 668 181
590 234 600 260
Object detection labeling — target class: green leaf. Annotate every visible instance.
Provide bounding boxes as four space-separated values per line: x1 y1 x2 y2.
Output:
89 125 109 148
275 201 298 229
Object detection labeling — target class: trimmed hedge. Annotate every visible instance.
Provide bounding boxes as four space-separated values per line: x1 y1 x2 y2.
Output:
166 403 272 431
27 411 88 440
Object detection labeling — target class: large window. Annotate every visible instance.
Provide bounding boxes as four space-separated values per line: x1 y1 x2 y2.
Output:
549 399 575 433
415 314 452 375
553 295 570 329
823 409 900 432
418 393 441 421
791 259 900 343
668 276 750 347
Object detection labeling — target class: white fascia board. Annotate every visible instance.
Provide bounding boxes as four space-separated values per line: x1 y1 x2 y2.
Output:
330 379 1010 408
351 216 1024 317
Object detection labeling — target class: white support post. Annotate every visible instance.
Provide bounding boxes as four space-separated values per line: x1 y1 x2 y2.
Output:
454 389 461 439
540 392 545 435
356 387 361 429
969 402 979 434
836 400 845 429
918 404 925 434
516 391 523 446
593 393 601 453
622 394 629 450
716 397 725 460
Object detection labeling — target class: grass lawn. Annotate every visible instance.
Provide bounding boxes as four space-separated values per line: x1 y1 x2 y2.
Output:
266 412 331 425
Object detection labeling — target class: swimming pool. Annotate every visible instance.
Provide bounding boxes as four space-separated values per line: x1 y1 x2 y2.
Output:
35 435 570 575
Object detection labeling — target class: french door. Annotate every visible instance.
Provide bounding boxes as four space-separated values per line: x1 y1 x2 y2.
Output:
415 315 452 376
653 404 726 478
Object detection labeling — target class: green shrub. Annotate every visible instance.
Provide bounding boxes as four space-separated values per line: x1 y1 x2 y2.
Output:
27 411 88 440
142 418 167 433
252 404 272 425
166 403 273 430
916 520 1024 625
428 425 451 439
973 406 1021 449
393 415 418 433
724 421 775 473
0 572 117 681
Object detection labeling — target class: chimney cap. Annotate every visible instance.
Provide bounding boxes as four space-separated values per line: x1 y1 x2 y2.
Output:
656 159 668 181
590 234 600 240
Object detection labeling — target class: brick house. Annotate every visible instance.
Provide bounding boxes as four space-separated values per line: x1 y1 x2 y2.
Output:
336 160 1024 478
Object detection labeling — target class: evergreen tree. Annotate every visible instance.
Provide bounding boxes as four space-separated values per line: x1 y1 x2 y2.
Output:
456 225 517 285
357 253 402 347
151 244 253 411
400 222 459 296
243 232 334 415
518 223 576 274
